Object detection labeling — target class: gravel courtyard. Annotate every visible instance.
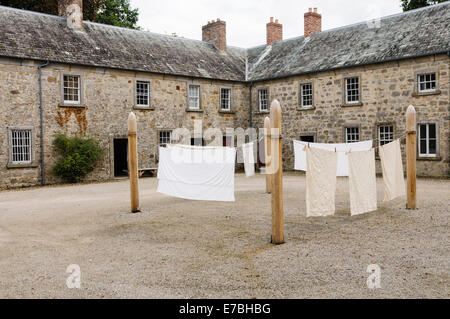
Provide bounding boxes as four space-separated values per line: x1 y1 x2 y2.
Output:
0 173 448 299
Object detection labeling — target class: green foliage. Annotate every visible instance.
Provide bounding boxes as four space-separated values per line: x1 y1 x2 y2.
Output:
96 0 140 29
52 134 104 183
401 0 448 11
0 0 139 29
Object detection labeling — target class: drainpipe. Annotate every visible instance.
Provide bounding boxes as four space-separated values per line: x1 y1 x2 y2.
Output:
38 61 49 185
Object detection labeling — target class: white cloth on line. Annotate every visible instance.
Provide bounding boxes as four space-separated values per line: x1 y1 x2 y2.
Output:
242 142 255 177
293 140 373 176
379 139 406 201
157 145 236 202
306 147 338 217
348 149 378 216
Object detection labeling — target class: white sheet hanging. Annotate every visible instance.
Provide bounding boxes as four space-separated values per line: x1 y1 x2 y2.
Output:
157 145 236 202
306 147 338 217
379 139 406 201
293 140 373 176
242 142 255 177
348 149 378 216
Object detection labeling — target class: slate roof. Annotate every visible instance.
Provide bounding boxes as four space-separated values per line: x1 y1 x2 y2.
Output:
0 3 449 82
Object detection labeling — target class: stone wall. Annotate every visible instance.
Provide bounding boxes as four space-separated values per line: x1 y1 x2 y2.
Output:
251 54 450 177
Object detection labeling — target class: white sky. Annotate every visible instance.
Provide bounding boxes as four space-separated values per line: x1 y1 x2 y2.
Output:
130 0 403 48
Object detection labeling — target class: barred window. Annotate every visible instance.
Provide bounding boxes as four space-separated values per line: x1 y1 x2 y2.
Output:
159 130 172 146
418 123 437 157
63 75 80 103
418 73 436 93
378 125 394 146
10 129 32 164
188 85 200 110
345 77 360 104
300 83 313 108
258 89 268 112
220 88 231 111
345 127 360 143
136 81 150 107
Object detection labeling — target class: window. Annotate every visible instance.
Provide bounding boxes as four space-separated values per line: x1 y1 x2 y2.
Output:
300 83 313 108
159 130 172 147
345 77 360 104
417 73 436 93
300 135 315 143
223 136 233 147
63 75 81 104
191 138 205 146
258 89 268 112
220 88 231 111
418 123 437 157
10 129 32 164
188 85 200 110
378 125 394 146
345 127 360 143
136 81 150 107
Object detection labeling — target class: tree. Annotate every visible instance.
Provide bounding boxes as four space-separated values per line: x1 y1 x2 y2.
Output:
401 0 448 11
0 0 139 29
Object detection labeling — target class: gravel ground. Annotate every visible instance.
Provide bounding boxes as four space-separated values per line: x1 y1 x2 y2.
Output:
0 173 449 299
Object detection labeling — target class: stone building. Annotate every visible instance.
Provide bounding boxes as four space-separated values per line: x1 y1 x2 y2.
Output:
0 1 449 189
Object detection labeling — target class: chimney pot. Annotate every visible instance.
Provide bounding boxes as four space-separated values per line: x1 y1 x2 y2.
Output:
270 17 274 23
266 17 283 45
275 19 279 23
304 7 322 38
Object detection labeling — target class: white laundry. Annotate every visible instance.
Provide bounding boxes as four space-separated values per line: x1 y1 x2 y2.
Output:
293 140 373 176
379 139 406 201
242 142 255 177
157 145 236 202
348 149 378 216
306 147 338 217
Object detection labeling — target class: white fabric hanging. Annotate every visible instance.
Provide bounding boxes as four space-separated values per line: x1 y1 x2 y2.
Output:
294 140 373 176
306 147 338 217
379 139 406 201
348 149 378 216
157 145 236 202
242 142 255 177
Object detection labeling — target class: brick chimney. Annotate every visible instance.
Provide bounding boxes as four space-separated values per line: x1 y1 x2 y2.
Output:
202 19 227 51
58 0 83 30
304 8 322 38
266 17 283 46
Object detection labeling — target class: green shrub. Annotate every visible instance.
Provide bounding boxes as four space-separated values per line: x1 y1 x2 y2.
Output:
52 134 105 183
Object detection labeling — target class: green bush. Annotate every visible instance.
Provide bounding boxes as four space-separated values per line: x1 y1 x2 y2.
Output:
52 134 105 183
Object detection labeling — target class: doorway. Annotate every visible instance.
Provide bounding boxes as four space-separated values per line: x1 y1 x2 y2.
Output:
114 138 128 177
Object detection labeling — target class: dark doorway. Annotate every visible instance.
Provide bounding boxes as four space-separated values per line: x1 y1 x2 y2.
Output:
114 138 128 177
300 135 315 143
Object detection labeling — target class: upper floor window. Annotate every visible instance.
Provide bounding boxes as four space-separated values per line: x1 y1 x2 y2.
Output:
345 127 360 143
258 89 268 112
63 75 81 104
220 88 231 111
418 123 437 157
188 85 200 110
417 73 436 93
159 130 172 147
9 128 32 164
345 77 360 104
300 83 313 108
136 80 150 107
378 125 394 147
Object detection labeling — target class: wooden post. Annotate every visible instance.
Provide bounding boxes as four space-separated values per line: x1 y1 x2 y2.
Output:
270 100 284 244
406 105 417 209
264 116 272 194
128 112 140 213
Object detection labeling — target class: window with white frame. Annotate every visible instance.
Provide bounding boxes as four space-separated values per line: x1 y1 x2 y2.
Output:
136 81 150 107
418 123 437 157
220 88 231 111
63 75 81 104
378 125 394 146
10 129 32 164
188 85 200 110
345 77 360 104
258 89 268 112
345 127 360 143
417 73 437 93
159 130 172 146
300 83 313 108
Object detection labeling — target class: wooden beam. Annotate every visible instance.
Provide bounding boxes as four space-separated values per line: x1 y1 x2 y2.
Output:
128 112 140 213
406 105 417 209
264 116 272 194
